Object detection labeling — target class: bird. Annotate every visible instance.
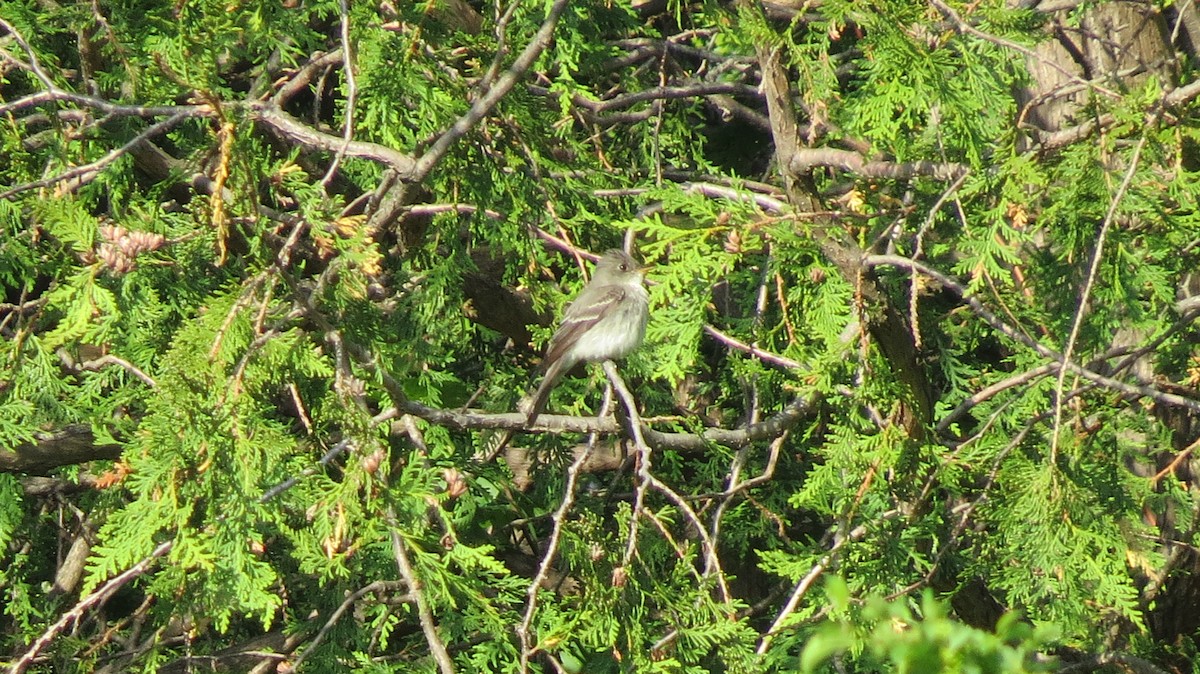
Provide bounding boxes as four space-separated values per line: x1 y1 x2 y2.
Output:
522 248 650 424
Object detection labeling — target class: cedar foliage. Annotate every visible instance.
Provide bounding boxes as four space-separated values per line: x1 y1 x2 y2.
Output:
1 0 1200 672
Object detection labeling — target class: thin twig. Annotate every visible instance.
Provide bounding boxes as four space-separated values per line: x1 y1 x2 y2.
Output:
386 506 455 674
909 167 970 349
0 113 189 200
477 0 523 93
287 581 411 672
76 354 159 389
756 511 899 656
706 251 775 572
707 432 786 577
1151 434 1200 485
703 324 802 370
937 363 1058 434
412 0 570 181
602 361 732 603
928 0 1119 100
516 389 611 673
257 440 354 505
7 540 172 674
1049 134 1148 464
319 0 357 189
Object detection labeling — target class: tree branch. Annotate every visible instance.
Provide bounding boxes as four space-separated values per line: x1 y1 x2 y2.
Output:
0 425 123 475
1049 134 1148 462
788 147 968 181
386 506 455 674
287 581 412 672
8 541 173 674
864 254 1200 414
245 102 417 177
516 395 606 672
366 0 571 233
0 113 190 200
411 0 570 182
745 7 935 436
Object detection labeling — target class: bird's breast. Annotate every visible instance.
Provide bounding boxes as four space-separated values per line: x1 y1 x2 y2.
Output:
570 292 648 362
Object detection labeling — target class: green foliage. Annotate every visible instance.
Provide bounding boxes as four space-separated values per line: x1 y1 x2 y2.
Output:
800 580 1055 673
3 0 1200 671
0 474 21 557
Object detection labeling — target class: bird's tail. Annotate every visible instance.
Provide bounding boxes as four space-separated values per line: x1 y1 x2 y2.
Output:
521 357 567 425
479 357 570 464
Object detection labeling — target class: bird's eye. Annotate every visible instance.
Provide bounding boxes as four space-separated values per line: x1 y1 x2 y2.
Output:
619 263 628 271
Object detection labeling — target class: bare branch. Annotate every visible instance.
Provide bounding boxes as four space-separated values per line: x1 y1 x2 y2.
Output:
928 0 1120 99
603 360 732 603
1058 651 1172 674
318 0 358 189
8 541 173 674
703 324 802 370
408 203 504 219
0 70 207 118
412 0 571 182
936 363 1059 434
388 392 820 451
0 113 189 200
683 181 789 213
534 82 763 114
1031 47 1200 152
788 147 968 182
756 511 900 655
245 102 417 176
516 398 607 672
75 354 159 389
287 581 412 672
271 50 344 105
21 474 101 497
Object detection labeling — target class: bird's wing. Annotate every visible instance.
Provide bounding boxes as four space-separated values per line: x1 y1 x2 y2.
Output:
540 285 627 370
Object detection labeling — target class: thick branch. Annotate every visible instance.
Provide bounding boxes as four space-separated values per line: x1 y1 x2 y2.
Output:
0 425 123 475
788 147 968 181
21 474 101 497
392 394 817 451
1033 52 1200 152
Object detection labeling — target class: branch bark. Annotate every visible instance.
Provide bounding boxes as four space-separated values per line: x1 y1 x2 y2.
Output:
0 425 122 474
743 7 935 437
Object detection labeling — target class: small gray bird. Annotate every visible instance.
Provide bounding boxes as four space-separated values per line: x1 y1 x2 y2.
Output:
523 249 650 423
